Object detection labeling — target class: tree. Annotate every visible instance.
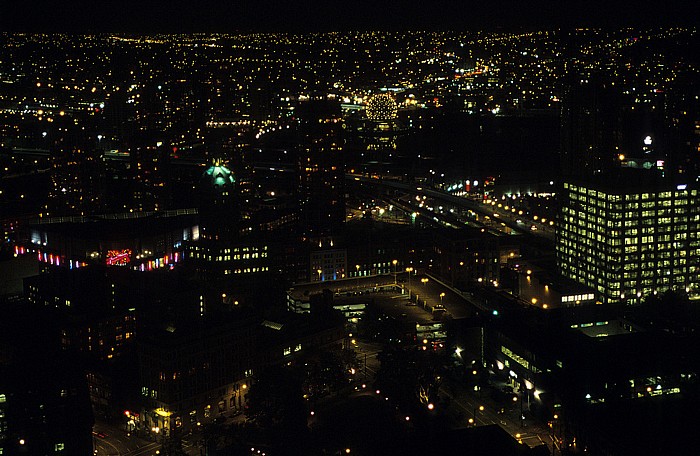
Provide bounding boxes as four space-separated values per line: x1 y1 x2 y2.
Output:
244 365 309 454
375 345 445 412
303 348 356 397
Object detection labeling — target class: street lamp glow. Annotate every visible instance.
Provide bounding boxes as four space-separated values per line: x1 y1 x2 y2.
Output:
427 403 435 410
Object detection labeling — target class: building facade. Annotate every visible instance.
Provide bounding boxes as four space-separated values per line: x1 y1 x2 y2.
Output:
557 176 700 304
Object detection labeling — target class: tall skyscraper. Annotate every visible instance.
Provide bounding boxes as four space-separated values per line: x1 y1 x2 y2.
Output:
560 75 623 178
129 135 172 213
198 159 240 243
560 72 676 180
44 130 106 217
296 99 345 238
556 170 700 304
186 160 269 281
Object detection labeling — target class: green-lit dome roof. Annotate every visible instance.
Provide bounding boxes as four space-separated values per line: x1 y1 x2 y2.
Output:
202 161 236 191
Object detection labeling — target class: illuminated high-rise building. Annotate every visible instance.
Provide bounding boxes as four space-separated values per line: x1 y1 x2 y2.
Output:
198 159 239 242
129 137 172 213
556 170 700 304
186 160 269 280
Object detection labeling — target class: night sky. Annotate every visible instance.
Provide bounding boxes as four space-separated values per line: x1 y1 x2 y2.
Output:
1 0 696 32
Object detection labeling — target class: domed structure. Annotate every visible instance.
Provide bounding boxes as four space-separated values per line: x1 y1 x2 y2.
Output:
202 160 235 191
366 93 398 121
198 159 239 242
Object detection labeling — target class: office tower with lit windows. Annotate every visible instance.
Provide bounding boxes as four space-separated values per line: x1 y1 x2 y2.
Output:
556 170 700 304
198 159 240 242
186 160 270 280
129 136 172 212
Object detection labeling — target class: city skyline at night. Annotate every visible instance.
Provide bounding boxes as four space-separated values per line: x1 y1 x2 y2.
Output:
0 18 698 456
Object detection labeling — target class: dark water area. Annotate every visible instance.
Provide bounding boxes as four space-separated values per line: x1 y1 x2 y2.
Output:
394 111 561 184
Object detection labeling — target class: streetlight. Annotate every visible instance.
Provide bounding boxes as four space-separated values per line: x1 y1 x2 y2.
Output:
421 277 429 286
473 405 484 425
514 393 524 427
439 292 445 306
355 264 360 289
392 260 398 284
406 267 414 298
317 269 322 282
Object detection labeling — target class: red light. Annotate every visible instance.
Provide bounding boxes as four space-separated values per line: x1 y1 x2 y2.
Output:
106 249 132 266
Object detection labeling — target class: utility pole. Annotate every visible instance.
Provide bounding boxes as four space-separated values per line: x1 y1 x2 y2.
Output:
364 353 367 381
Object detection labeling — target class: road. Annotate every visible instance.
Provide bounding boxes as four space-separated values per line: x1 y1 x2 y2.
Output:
439 377 552 449
349 276 553 450
348 174 555 249
353 341 382 382
93 420 200 455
